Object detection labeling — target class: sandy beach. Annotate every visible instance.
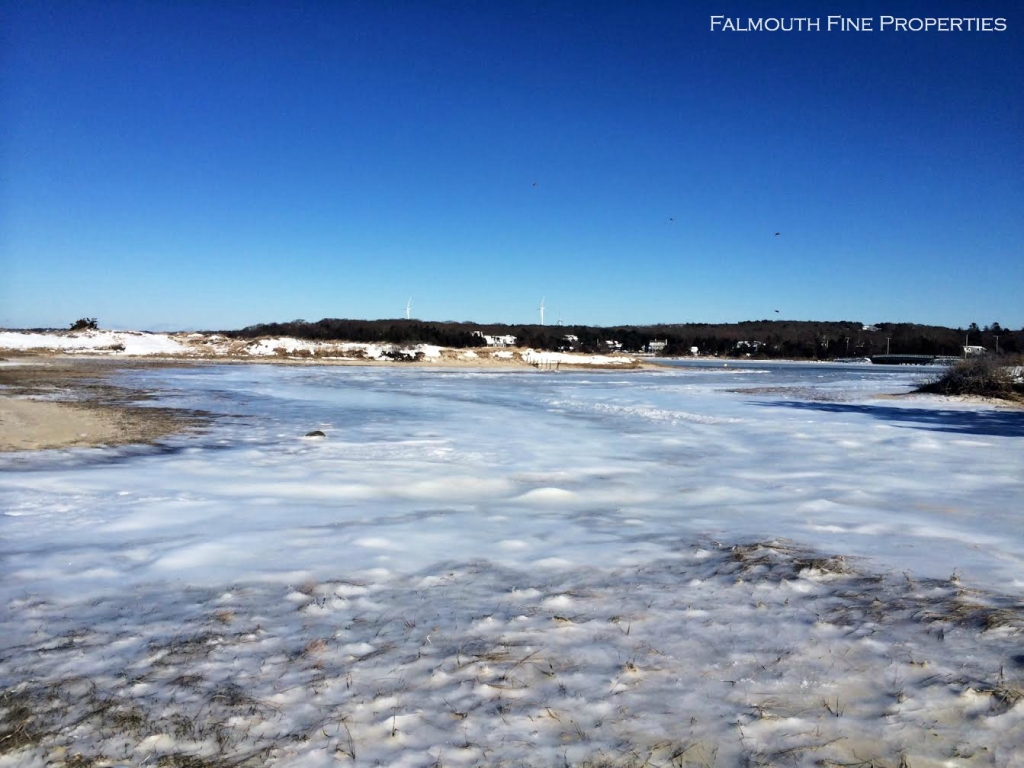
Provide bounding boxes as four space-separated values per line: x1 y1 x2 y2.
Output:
0 357 205 451
1 397 144 451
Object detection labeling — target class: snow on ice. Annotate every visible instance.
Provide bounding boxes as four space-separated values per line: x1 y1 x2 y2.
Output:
1 361 1022 765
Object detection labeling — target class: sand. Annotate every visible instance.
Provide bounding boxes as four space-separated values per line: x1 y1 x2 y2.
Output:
1 397 135 451
0 357 205 451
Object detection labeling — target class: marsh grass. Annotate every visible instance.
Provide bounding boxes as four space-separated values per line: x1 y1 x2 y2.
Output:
3 541 1022 766
728 540 857 581
0 687 39 753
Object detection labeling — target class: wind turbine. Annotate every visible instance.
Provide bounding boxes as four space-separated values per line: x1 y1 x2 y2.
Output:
405 297 412 320
538 297 546 326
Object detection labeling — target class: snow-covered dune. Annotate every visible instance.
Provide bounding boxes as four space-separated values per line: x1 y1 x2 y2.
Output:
0 329 189 355
0 329 640 366
521 348 637 366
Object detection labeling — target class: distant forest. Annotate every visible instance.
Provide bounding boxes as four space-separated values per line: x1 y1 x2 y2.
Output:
224 319 1023 359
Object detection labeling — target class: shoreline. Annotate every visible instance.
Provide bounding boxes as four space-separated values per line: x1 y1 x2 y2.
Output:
0 396 196 452
0 357 206 452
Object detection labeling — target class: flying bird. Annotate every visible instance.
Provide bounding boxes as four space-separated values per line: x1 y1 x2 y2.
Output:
774 309 780 313
669 217 675 223
532 182 538 187
774 232 780 236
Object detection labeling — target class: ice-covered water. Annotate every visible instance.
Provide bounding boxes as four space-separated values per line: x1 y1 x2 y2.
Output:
2 362 1021 599
2 362 1023 766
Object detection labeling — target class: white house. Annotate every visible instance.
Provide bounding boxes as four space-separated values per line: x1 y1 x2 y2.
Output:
473 332 517 347
963 345 986 356
647 339 667 353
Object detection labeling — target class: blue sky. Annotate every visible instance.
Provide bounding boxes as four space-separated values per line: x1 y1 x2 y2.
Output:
2 1 1021 330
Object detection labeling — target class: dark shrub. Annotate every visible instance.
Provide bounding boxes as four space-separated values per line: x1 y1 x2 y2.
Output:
917 356 1019 399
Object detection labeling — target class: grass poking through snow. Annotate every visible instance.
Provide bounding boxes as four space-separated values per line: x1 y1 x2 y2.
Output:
2 540 1022 766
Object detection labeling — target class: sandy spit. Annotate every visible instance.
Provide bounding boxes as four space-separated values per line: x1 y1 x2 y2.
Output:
0 357 206 452
1 397 142 451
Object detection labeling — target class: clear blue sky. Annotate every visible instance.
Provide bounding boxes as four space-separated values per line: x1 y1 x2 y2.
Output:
2 1 1021 331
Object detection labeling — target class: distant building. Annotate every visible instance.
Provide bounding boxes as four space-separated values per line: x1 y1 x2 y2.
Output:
862 324 880 332
690 346 700 356
562 335 579 344
647 339 667 353
474 332 517 347
963 345 986 356
735 340 762 351
605 340 622 350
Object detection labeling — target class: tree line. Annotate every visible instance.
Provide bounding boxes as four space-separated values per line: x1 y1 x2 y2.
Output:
222 318 1023 359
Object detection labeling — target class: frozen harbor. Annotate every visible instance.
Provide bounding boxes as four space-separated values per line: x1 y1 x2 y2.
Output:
3 361 1021 596
2 362 1023 766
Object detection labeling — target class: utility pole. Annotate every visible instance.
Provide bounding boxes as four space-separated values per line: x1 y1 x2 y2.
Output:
995 335 1000 354
886 336 891 355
